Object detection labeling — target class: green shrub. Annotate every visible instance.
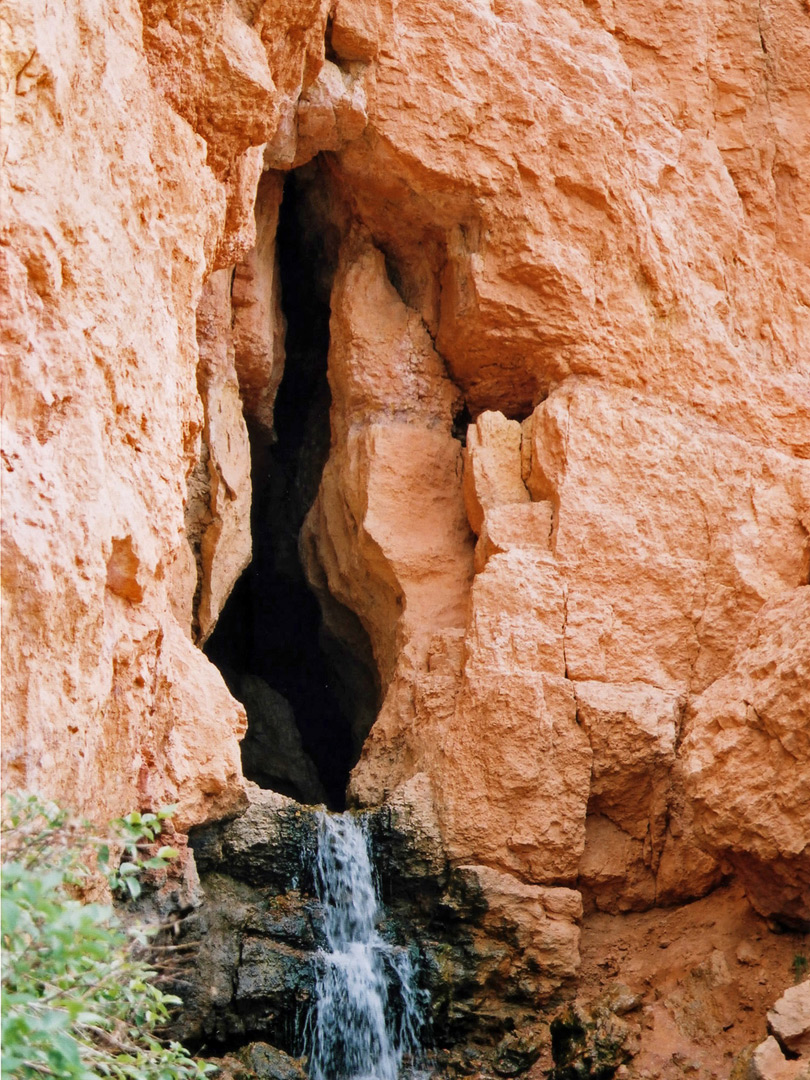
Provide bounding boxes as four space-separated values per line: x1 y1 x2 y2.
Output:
1 793 214 1080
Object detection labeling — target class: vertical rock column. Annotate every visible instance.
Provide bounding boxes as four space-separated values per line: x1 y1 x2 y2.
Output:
190 269 253 644
301 229 474 764
436 413 593 884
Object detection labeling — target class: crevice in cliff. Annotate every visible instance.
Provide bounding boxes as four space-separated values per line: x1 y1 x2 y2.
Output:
204 166 378 811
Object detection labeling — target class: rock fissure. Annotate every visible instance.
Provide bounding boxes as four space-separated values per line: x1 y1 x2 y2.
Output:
204 167 380 810
4 0 810 1075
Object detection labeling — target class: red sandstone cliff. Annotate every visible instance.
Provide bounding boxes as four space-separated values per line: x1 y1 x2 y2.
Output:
2 0 809 1072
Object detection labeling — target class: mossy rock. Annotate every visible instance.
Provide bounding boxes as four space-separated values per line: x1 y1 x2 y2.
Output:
549 1002 634 1080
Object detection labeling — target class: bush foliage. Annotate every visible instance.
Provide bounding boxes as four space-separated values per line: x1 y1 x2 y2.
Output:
1 794 214 1080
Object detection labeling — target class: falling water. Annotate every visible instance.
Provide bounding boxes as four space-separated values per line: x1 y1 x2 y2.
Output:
305 812 426 1080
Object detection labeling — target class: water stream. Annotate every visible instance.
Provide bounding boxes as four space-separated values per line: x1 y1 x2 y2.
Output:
305 812 426 1080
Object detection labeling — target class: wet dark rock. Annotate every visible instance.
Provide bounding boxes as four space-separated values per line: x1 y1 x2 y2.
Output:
211 1042 308 1080
168 786 584 1072
549 1000 638 1080
435 1044 491 1076
493 1032 543 1076
163 865 320 1049
189 787 320 889
244 894 322 949
236 937 313 1000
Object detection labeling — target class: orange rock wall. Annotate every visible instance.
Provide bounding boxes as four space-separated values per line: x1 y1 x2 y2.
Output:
2 0 810 944
302 0 810 925
0 0 326 826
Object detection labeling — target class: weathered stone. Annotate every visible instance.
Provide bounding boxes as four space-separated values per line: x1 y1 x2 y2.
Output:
0 0 330 829
681 589 810 926
237 1043 308 1080
462 411 529 537
193 268 253 644
749 1036 810 1080
576 681 679 842
236 937 312 1000
330 0 388 61
523 383 810 693
493 1032 542 1076
231 171 287 434
4 0 810 1072
210 1044 308 1080
576 681 694 913
139 0 277 178
301 233 473 692
189 786 320 888
294 61 368 168
768 982 810 1057
549 1000 638 1080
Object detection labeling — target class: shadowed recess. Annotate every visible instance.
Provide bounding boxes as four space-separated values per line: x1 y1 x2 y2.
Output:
205 168 379 811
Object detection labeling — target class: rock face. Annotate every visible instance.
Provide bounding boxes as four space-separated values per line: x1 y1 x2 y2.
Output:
768 981 810 1057
0 0 309 827
748 982 810 1080
2 0 810 1071
298 0 810 925
171 787 582 1059
681 589 810 926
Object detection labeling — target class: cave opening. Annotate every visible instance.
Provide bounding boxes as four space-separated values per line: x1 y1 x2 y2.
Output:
204 166 379 811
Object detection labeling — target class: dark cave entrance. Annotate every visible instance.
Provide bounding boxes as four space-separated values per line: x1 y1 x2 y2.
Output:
204 167 379 811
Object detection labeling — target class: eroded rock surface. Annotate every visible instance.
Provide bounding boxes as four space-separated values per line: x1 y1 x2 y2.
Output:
681 588 810 927
0 0 329 826
173 787 581 1059
3 0 810 1072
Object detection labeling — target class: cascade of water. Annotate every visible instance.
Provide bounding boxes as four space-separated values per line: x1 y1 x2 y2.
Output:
306 812 426 1080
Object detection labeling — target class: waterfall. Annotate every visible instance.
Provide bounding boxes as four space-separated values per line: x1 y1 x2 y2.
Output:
305 812 426 1080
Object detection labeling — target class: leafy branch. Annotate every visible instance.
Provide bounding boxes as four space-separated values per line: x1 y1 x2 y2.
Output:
1 793 214 1080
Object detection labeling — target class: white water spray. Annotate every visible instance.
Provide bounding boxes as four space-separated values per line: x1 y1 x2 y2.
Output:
305 813 426 1080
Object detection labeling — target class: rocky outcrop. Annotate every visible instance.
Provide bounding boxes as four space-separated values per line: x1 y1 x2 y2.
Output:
173 787 582 1059
0 0 337 826
768 981 810 1057
301 231 473 693
681 589 810 927
747 982 810 1080
285 0 810 929
190 268 253 644
3 0 810 1074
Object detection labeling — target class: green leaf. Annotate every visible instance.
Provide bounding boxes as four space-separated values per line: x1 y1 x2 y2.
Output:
156 847 179 861
2 794 215 1080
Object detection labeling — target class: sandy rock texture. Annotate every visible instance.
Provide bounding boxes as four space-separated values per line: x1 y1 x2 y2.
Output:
768 980 810 1057
2 0 810 1072
575 884 810 1080
297 0 810 927
0 0 330 825
3 0 810 985
682 588 810 926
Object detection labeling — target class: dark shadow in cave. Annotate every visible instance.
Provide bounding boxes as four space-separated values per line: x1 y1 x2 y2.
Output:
204 167 379 811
